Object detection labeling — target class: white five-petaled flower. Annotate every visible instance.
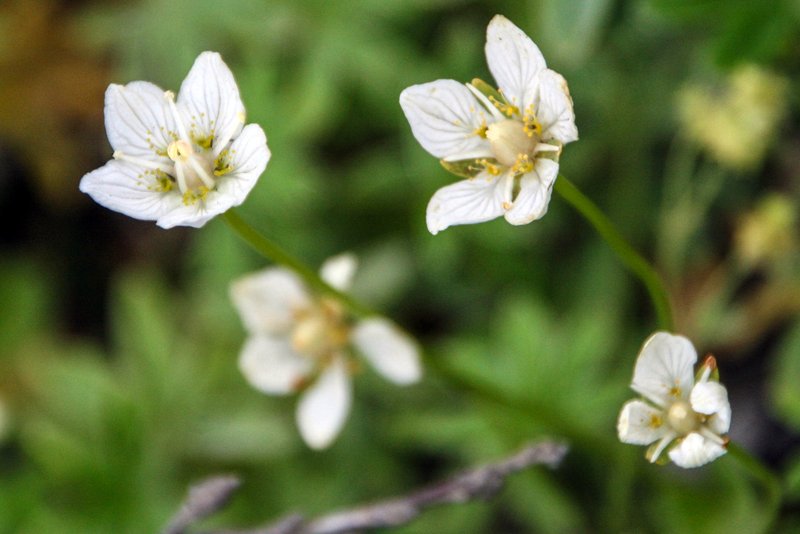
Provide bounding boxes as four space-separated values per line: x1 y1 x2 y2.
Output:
399 15 578 235
617 332 731 469
230 254 422 449
80 51 270 228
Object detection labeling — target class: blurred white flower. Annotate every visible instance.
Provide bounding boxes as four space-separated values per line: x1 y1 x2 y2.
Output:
400 14 577 235
80 51 270 228
617 332 731 468
230 254 422 449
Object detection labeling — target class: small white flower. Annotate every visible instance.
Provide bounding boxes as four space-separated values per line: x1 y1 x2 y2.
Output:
80 52 270 228
230 254 422 449
617 332 731 468
400 15 577 235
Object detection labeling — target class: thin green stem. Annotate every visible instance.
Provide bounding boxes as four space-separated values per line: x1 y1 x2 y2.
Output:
727 442 782 531
555 176 674 331
222 209 373 317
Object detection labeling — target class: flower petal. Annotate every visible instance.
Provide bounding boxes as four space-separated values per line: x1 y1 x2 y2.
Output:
617 399 670 445
230 268 311 334
296 358 352 449
105 81 179 163
400 80 493 160
668 432 727 468
536 69 578 144
177 52 245 151
485 15 546 112
213 123 270 205
503 158 558 225
79 160 180 221
631 332 697 408
238 335 312 395
426 171 510 235
352 318 422 385
320 253 358 292
691 381 731 434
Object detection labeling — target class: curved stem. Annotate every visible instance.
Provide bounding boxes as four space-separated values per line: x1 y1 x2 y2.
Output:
726 443 782 530
554 176 674 331
222 209 373 317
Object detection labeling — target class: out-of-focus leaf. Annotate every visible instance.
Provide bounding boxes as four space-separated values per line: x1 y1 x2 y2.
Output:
769 318 800 431
0 257 53 355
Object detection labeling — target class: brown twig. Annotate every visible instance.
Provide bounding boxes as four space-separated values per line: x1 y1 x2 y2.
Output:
162 475 241 534
179 441 566 534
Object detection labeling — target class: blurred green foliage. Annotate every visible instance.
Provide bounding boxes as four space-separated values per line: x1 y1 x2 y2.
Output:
1 0 799 532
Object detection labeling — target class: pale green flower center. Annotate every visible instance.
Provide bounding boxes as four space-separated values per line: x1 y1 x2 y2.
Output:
666 400 700 435
291 300 350 362
486 119 537 167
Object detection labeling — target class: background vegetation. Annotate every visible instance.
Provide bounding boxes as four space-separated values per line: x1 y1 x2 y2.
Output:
1 0 799 531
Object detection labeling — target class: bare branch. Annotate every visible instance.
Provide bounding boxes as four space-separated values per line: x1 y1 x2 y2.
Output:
163 475 241 534
208 440 567 534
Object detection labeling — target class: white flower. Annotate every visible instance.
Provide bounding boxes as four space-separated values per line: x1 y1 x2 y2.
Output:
80 51 270 228
230 254 422 449
399 15 577 235
617 332 731 468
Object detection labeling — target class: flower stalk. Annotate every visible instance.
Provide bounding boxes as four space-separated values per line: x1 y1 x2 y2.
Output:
222 209 373 318
554 176 674 331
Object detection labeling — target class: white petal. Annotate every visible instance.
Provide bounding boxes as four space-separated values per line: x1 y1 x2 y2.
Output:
297 358 352 449
352 318 422 385
154 202 217 229
177 52 245 149
212 124 271 205
668 432 727 468
79 160 180 221
230 268 311 334
400 80 493 160
104 81 178 163
691 381 731 434
536 69 578 144
631 332 697 408
426 172 510 235
320 253 358 291
485 15 546 111
504 158 558 225
238 335 312 395
617 399 670 445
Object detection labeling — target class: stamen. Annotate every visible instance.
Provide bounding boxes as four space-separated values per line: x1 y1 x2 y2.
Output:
501 172 514 210
113 151 173 174
467 83 505 120
698 427 726 446
697 355 717 383
648 433 676 463
163 91 190 142
174 162 189 194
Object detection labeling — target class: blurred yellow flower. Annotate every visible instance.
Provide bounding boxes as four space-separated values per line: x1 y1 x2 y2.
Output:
735 193 797 268
678 65 788 171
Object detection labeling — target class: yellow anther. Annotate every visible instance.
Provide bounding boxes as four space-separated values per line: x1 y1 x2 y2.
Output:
474 121 488 139
167 140 193 162
511 154 534 175
489 95 519 117
477 158 502 176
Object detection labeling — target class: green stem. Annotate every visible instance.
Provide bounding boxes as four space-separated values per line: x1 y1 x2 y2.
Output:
222 209 373 317
726 442 782 530
555 176 674 331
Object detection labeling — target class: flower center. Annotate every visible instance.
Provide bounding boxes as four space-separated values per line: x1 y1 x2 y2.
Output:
667 400 700 435
167 139 216 196
485 119 537 167
291 300 350 361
